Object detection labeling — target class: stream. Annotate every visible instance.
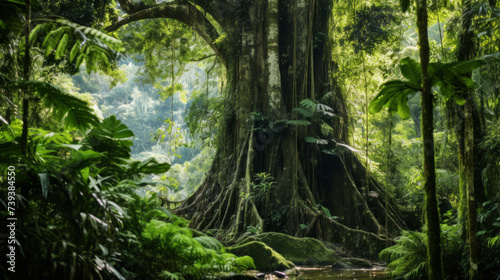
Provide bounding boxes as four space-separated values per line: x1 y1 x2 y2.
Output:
290 266 389 279
246 266 390 280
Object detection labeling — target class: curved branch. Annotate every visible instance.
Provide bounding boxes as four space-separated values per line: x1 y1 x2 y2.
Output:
116 0 152 14
187 0 233 29
106 0 227 67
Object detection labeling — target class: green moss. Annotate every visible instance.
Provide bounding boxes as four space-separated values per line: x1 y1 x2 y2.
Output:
339 257 372 268
226 241 294 271
239 232 339 265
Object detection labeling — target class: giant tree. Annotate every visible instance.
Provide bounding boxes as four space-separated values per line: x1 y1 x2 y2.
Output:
105 0 406 255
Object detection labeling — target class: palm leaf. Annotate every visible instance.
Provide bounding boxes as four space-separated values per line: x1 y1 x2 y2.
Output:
399 57 422 88
0 75 99 130
369 80 416 119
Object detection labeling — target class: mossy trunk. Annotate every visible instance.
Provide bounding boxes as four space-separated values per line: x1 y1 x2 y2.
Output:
174 0 405 257
416 0 444 279
457 1 480 278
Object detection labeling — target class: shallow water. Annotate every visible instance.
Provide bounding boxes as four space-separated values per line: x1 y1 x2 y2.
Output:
289 266 389 280
292 266 389 280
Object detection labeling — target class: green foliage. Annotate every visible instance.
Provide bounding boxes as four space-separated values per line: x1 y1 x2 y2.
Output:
369 57 486 119
0 111 252 279
0 73 99 130
0 0 24 45
141 219 254 279
318 204 339 220
28 19 124 74
380 225 465 280
342 5 398 54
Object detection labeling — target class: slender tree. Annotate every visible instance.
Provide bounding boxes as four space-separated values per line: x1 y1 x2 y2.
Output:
20 0 31 156
457 1 480 278
415 0 444 279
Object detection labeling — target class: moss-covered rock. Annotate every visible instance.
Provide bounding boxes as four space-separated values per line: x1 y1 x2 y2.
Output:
226 241 294 271
239 232 339 265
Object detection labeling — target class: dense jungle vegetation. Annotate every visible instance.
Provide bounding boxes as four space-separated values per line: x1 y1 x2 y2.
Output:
1 0 499 279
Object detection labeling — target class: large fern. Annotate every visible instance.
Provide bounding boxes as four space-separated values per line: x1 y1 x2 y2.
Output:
28 18 124 74
369 57 486 119
0 74 99 130
380 231 427 280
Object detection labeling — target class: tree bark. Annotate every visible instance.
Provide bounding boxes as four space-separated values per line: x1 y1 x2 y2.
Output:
108 0 406 256
20 0 31 156
457 1 480 279
416 0 444 279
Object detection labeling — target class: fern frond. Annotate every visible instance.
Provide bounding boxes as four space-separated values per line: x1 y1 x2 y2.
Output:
318 91 333 103
300 98 317 111
292 107 313 118
194 236 224 251
316 103 334 112
0 75 98 130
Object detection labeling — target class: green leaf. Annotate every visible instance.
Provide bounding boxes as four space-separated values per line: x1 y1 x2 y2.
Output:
369 80 416 119
75 53 85 69
450 59 486 74
300 99 317 111
29 24 44 44
69 40 81 62
454 96 466 105
194 236 224 251
397 94 410 119
43 27 67 56
70 150 102 170
80 167 90 183
399 57 421 88
0 76 99 130
38 173 50 199
55 33 69 60
99 116 135 139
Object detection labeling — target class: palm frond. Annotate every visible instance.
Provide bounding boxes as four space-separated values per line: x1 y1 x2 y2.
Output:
0 74 99 130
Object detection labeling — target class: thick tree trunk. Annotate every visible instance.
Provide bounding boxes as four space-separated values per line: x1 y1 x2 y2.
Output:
416 0 444 279
109 0 406 257
174 0 405 257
